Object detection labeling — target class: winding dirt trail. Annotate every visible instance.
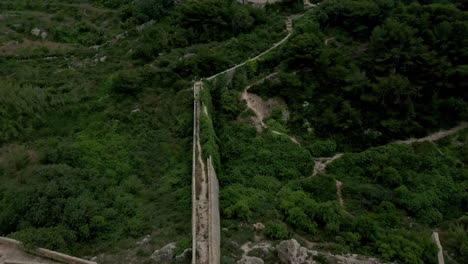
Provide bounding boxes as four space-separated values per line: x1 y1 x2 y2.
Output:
394 123 467 144
431 232 445 264
313 154 343 176
241 72 301 145
206 17 294 81
241 72 279 130
313 123 468 176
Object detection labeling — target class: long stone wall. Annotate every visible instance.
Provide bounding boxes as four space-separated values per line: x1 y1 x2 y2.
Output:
0 237 97 264
207 156 220 264
192 81 221 264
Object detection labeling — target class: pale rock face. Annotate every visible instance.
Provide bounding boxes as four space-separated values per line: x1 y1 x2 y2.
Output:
136 235 150 245
136 20 155 32
175 248 192 262
276 239 314 264
115 33 125 40
40 31 48 40
253 222 265 232
31 28 41 36
238 256 265 264
150 242 176 262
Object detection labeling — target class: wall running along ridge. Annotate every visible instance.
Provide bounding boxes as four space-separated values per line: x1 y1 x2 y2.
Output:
0 237 97 264
192 81 221 264
191 15 298 263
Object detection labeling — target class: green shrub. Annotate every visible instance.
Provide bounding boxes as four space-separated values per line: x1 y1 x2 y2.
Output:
107 70 144 95
264 221 290 240
266 119 289 134
309 140 336 157
9 226 77 252
124 217 148 238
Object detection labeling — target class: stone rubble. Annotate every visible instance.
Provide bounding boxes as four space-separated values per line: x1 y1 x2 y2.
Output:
150 242 176 262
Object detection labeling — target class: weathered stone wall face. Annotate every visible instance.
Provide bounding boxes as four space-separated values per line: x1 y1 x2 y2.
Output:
0 237 97 264
208 156 220 264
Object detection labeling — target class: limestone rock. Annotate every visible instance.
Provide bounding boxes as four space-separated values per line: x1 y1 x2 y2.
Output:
136 20 155 32
115 33 125 40
31 27 41 36
175 248 192 262
40 31 48 40
253 222 265 232
238 256 264 264
150 242 176 262
276 239 313 264
136 235 150 246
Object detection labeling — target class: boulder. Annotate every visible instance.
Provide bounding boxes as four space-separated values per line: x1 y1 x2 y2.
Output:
115 33 125 40
175 248 192 262
40 31 48 40
253 223 265 232
31 28 41 36
276 239 313 264
136 20 155 32
237 256 264 264
136 235 150 246
150 242 176 262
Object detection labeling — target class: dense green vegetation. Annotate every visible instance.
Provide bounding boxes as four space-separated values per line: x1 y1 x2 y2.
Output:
202 0 468 263
0 0 294 261
1 0 466 263
250 0 468 151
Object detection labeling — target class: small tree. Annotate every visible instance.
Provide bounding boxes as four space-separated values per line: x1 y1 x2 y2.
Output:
264 221 290 240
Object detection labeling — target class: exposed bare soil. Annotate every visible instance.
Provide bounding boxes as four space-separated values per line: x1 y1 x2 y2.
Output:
313 154 343 176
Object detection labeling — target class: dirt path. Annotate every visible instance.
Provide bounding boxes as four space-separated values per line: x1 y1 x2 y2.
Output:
192 81 211 264
311 123 467 210
431 232 445 264
313 154 343 176
241 72 279 130
241 72 301 145
325 37 335 46
336 180 344 206
394 123 467 144
206 17 295 81
313 123 467 176
240 242 273 258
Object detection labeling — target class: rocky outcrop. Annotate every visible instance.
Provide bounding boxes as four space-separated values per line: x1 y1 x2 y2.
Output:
150 242 176 262
253 223 265 232
31 27 48 40
276 239 314 264
31 28 41 36
238 256 265 264
175 248 192 263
